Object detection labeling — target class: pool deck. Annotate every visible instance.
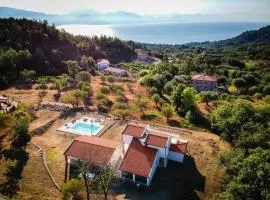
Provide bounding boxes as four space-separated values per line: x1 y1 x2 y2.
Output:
56 114 116 137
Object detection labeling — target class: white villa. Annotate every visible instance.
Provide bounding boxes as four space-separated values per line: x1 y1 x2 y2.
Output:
97 59 110 70
120 122 187 186
96 59 128 77
64 122 188 186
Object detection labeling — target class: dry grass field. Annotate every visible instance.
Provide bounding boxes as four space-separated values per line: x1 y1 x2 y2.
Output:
0 76 230 200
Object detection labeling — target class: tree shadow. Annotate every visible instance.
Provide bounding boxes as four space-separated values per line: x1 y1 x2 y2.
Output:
59 109 82 120
14 83 33 90
0 148 29 197
112 156 205 200
140 113 157 121
167 119 182 127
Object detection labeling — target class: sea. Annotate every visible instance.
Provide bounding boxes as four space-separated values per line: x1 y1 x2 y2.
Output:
57 22 267 45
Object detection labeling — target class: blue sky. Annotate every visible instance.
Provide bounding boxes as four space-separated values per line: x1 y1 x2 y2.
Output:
1 0 270 21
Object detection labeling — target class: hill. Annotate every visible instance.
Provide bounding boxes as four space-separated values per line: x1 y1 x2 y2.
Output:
0 18 136 87
183 25 270 48
141 25 270 59
0 7 235 25
209 25 270 48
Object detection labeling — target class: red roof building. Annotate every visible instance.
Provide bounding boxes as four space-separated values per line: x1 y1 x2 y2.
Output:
64 136 119 166
122 122 147 138
120 139 157 177
145 131 169 148
121 123 188 186
170 142 187 154
191 74 217 81
64 122 188 187
191 74 218 92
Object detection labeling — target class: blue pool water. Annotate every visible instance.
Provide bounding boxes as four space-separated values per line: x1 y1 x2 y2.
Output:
71 122 103 135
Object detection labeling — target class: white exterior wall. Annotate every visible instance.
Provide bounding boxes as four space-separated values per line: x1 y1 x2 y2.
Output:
148 153 159 184
168 151 184 162
123 134 133 153
146 136 171 167
97 63 109 70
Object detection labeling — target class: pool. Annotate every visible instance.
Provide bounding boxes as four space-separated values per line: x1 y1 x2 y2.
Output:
71 122 103 135
57 117 104 136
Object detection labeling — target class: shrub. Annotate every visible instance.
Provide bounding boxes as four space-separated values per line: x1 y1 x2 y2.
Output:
263 95 270 104
76 71 91 82
116 90 125 97
258 85 265 93
217 75 227 86
232 78 246 88
263 85 270 95
107 76 115 83
100 86 111 94
62 179 84 200
164 82 174 95
200 91 218 106
100 75 106 82
139 70 149 77
38 83 48 89
96 92 106 100
219 93 228 100
253 93 263 100
248 86 258 95
152 93 160 108
97 98 112 107
97 104 110 113
0 113 5 128
185 106 205 124
149 87 158 94
110 85 124 93
12 117 31 149
161 104 174 121
116 95 127 102
263 74 270 82
113 102 128 110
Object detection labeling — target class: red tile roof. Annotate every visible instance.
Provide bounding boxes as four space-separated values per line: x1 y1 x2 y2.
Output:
120 139 157 177
145 131 169 148
192 74 217 82
170 142 187 154
64 136 119 166
122 122 147 138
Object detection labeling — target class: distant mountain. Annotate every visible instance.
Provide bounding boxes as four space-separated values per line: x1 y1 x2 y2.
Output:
184 25 270 48
0 7 229 25
0 7 49 18
211 25 270 48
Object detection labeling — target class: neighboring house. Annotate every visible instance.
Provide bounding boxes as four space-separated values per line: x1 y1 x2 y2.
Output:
137 53 150 62
191 74 217 92
64 136 122 181
97 59 110 70
120 122 188 186
103 67 128 77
